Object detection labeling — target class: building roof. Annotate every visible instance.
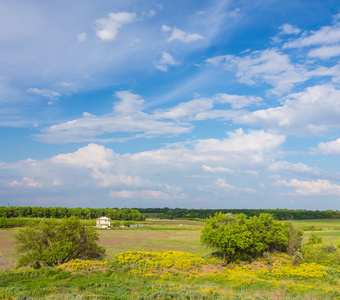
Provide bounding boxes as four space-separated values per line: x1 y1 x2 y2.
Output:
96 216 111 220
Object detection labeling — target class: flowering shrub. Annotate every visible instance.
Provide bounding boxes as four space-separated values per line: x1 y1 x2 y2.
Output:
59 259 108 272
111 251 206 274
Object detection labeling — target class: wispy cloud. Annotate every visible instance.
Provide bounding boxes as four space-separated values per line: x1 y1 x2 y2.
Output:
76 32 87 42
283 22 340 49
308 45 340 59
162 25 204 43
26 88 61 100
206 49 309 95
33 91 192 143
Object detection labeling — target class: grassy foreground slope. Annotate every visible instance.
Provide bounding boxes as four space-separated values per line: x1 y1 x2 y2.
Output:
0 219 340 299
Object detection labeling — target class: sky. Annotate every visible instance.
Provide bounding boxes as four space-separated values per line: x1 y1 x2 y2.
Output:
1 0 340 210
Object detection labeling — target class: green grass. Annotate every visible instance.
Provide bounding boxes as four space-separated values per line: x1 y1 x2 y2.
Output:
1 218 340 299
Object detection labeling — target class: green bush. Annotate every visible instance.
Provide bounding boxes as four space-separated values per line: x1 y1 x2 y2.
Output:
301 244 340 266
0 215 10 228
200 212 300 264
15 216 105 268
305 234 323 245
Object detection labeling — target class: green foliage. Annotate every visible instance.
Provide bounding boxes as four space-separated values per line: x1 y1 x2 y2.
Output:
139 207 340 220
287 222 303 256
303 225 322 231
301 244 340 266
0 206 145 221
15 217 105 268
200 212 299 262
306 234 323 245
0 215 10 228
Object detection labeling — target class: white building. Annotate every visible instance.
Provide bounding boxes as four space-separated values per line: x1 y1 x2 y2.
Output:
96 216 111 228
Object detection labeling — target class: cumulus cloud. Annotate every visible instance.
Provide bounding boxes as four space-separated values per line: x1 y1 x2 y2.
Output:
154 52 179 72
162 25 204 43
8 177 42 188
131 128 285 169
51 143 115 171
236 85 340 135
26 88 61 100
279 24 301 35
313 138 340 155
95 12 136 41
2 127 285 206
215 178 256 193
276 179 340 196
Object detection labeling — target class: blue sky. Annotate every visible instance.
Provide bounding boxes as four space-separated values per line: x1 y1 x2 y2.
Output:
1 0 340 209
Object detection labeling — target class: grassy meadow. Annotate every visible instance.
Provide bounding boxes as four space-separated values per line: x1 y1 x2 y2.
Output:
1 218 340 299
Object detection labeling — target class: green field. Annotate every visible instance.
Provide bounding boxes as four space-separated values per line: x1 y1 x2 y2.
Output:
1 218 340 299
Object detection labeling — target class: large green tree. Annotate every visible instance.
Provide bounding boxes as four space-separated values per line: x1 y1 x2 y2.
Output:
201 212 299 264
15 216 105 268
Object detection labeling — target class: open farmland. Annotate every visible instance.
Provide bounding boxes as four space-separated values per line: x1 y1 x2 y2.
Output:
1 218 340 299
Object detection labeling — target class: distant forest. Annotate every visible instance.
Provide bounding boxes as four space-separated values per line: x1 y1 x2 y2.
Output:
0 206 145 221
138 207 340 220
1 206 340 221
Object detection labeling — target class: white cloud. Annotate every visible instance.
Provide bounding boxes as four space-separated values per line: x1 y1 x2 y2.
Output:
236 85 340 135
91 172 144 187
162 25 204 43
276 178 340 196
154 52 179 72
279 24 301 35
51 143 115 171
268 161 323 177
283 23 340 49
206 49 309 95
76 32 87 42
308 45 340 59
131 129 285 169
34 91 193 143
154 98 213 119
313 138 340 155
8 177 42 188
215 178 256 193
203 165 233 173
213 93 262 109
161 24 172 33
26 88 61 100
109 189 187 200
95 12 136 41
50 144 146 188
1 128 284 206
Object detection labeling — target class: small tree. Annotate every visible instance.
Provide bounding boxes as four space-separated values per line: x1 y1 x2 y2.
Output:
201 212 300 264
15 216 105 268
200 212 251 265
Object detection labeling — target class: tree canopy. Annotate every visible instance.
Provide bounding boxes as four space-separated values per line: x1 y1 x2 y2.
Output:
200 212 300 264
15 216 105 268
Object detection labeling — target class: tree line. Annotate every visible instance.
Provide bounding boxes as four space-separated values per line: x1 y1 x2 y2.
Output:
138 207 340 220
0 206 145 221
